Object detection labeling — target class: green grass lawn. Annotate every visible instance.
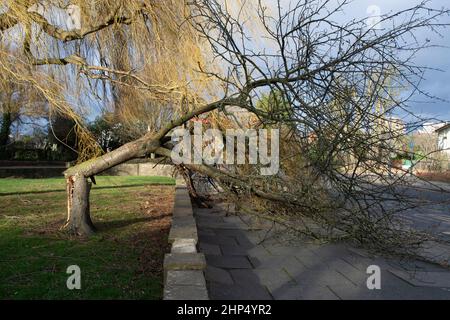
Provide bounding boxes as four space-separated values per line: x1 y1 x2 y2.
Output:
0 176 175 300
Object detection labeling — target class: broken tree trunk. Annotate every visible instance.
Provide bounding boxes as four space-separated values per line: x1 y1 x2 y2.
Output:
62 134 161 236
63 174 96 236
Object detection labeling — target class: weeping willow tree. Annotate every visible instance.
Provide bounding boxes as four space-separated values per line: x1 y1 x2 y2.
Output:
0 0 449 258
0 0 219 235
0 44 46 146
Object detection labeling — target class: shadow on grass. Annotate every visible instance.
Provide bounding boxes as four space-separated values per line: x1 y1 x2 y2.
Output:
95 213 172 232
0 183 173 197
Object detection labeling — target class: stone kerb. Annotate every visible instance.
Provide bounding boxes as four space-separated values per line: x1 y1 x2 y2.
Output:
163 181 208 300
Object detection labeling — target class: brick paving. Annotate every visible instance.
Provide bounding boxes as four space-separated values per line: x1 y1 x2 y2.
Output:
195 203 450 300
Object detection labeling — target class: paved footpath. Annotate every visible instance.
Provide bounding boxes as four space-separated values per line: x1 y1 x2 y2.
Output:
195 202 450 300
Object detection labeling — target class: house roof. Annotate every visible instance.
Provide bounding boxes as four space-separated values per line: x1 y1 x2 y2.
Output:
435 122 450 133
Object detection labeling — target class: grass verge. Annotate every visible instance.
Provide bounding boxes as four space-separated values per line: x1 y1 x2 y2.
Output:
0 176 175 299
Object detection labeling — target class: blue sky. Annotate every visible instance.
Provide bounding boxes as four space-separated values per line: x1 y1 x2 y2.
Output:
248 0 450 122
272 0 450 121
38 0 450 124
333 0 450 120
20 1 450 127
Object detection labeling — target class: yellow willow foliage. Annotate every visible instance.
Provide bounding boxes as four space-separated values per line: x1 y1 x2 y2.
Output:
0 49 102 161
0 0 267 159
0 0 226 158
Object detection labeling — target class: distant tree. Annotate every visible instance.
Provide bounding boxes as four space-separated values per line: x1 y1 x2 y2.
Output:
0 112 15 146
0 59 24 146
256 90 292 124
412 132 439 159
48 114 78 161
88 113 125 152
0 46 46 148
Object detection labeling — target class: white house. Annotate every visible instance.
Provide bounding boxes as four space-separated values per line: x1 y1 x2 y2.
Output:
419 122 447 135
436 123 450 155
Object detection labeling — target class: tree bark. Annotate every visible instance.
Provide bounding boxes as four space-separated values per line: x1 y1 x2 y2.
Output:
63 174 96 236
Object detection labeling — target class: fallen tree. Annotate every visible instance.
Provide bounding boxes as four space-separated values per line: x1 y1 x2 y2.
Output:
1 0 449 256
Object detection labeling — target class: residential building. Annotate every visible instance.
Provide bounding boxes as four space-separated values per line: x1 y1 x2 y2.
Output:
418 122 447 135
436 123 450 155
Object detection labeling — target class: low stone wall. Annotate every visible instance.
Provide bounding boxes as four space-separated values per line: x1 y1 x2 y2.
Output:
102 163 177 178
0 157 180 179
0 166 66 178
163 182 208 300
0 160 68 167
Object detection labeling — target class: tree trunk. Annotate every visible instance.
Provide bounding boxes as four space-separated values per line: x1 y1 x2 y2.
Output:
63 174 96 236
0 112 12 146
